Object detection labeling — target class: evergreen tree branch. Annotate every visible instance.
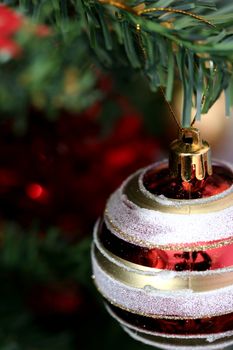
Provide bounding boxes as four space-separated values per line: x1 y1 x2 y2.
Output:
1 0 233 124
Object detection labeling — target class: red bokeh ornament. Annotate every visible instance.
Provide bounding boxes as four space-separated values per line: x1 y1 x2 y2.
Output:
28 284 83 315
0 4 51 58
0 97 158 237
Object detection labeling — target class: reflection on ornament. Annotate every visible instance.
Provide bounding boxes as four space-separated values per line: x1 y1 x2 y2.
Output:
92 158 233 349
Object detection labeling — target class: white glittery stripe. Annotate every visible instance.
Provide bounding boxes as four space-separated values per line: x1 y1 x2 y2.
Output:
92 251 233 318
106 160 233 246
105 303 233 342
123 327 233 350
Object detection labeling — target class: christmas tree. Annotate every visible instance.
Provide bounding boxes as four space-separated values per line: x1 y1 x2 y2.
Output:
0 1 233 349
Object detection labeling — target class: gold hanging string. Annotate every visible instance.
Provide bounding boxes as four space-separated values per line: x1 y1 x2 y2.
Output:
98 0 216 28
136 24 182 131
191 115 196 127
135 24 147 63
133 25 183 130
135 25 183 130
137 7 215 28
160 87 182 131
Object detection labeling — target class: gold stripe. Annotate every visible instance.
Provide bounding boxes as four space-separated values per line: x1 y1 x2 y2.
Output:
94 245 233 292
105 209 233 251
124 172 233 215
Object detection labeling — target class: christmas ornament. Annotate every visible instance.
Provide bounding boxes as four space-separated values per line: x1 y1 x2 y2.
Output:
0 4 23 58
92 127 233 349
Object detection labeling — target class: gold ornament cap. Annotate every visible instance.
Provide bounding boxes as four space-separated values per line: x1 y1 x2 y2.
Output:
169 127 212 182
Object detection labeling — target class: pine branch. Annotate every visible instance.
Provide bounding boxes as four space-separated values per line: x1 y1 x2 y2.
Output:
0 223 92 287
2 0 233 124
0 6 100 128
81 0 233 125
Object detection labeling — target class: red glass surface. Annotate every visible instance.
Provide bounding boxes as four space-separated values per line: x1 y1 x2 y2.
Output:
143 164 233 199
108 303 233 335
99 220 233 271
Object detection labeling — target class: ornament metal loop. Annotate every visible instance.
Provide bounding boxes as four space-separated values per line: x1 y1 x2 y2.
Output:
169 127 213 182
